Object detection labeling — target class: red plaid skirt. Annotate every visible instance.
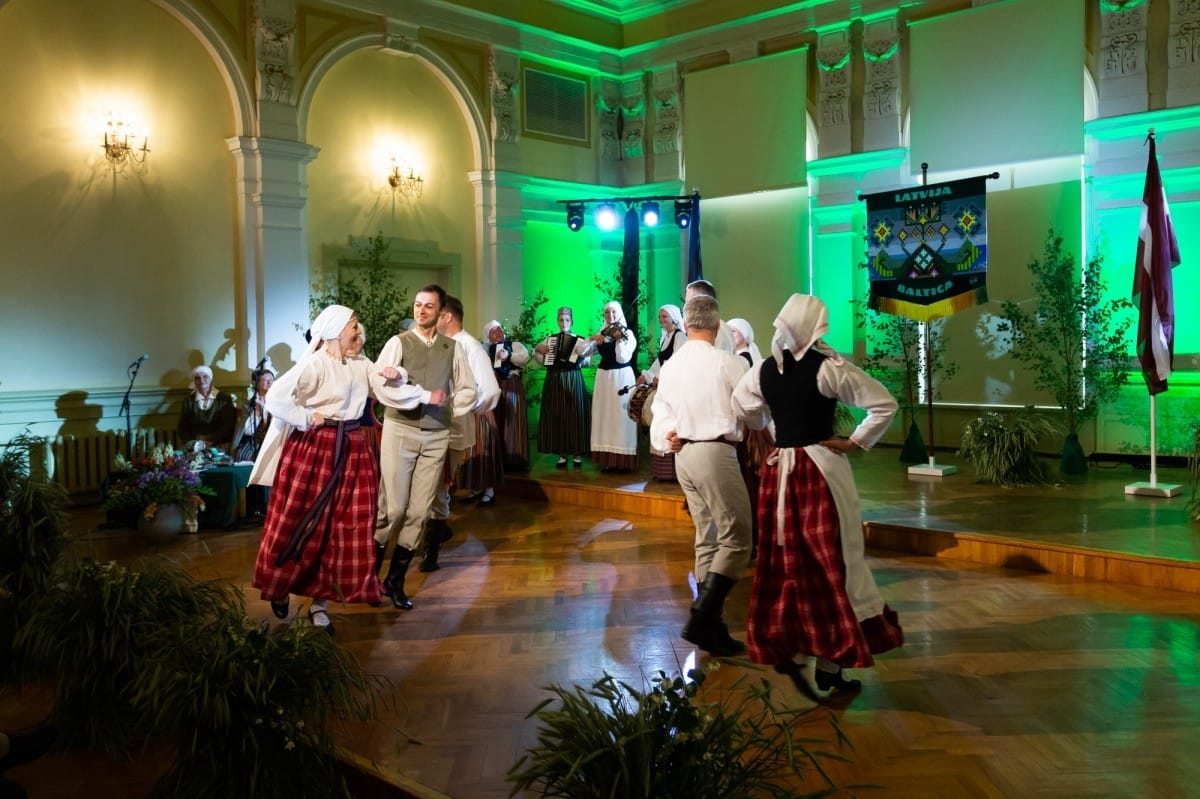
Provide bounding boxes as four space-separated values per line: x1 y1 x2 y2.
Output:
747 449 902 668
253 425 384 604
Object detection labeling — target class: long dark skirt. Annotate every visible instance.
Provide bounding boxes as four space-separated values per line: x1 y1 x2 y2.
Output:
457 411 504 492
537 370 591 457
495 374 530 470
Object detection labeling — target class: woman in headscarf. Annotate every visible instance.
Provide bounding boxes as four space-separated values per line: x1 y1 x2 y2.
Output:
178 365 237 453
533 306 593 469
233 360 276 517
636 304 686 481
588 301 638 472
250 305 409 634
727 318 773 553
483 320 531 472
732 294 903 701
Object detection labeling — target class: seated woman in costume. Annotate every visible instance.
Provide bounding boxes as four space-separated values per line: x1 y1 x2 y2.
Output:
178 365 237 453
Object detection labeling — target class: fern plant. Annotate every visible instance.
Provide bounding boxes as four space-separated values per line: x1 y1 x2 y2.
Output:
508 665 851 799
958 408 1058 487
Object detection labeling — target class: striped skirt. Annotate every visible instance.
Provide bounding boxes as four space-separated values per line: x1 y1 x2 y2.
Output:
252 425 384 605
495 374 530 470
457 410 504 493
747 450 902 669
537 369 591 457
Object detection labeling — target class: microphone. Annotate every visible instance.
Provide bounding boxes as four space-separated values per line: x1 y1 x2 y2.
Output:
130 353 149 368
255 356 268 370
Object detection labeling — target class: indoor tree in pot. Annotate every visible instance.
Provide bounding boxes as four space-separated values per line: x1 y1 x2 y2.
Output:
981 230 1134 475
958 407 1059 487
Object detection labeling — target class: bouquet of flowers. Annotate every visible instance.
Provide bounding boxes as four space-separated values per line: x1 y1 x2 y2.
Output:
101 444 217 521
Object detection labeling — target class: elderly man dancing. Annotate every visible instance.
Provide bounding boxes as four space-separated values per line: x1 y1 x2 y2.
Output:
650 294 754 656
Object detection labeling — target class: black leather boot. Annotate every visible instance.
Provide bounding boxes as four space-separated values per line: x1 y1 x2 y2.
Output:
382 546 415 610
373 542 387 576
680 572 745 656
420 538 442 573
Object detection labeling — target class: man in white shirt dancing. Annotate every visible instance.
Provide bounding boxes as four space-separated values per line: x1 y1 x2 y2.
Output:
650 294 756 656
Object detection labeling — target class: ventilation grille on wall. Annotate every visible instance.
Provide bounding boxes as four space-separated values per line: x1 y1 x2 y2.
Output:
522 65 589 144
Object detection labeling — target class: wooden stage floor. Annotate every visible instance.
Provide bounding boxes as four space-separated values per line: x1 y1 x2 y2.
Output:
4 446 1200 798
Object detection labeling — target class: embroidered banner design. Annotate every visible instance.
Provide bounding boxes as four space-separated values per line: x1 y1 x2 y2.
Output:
863 175 989 322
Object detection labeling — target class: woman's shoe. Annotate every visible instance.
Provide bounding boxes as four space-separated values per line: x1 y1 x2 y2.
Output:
308 605 334 635
555 457 568 468
477 492 495 507
814 667 861 693
270 598 290 619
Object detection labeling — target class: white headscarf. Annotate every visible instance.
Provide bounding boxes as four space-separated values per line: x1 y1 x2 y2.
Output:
482 320 502 342
249 304 354 485
657 304 683 350
191 365 214 381
770 294 841 372
602 301 627 329
726 318 764 366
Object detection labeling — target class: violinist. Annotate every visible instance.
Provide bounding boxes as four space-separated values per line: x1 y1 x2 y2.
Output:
589 301 639 472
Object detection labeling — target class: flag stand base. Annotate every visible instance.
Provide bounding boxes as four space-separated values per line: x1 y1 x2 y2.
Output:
908 458 957 478
1124 481 1182 498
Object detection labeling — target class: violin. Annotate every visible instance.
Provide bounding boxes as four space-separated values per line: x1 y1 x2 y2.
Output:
599 322 628 341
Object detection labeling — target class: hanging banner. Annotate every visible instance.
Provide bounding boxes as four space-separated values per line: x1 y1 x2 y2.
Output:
863 175 989 321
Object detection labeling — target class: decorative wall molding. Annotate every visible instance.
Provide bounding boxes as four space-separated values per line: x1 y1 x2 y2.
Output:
489 48 521 144
254 0 297 106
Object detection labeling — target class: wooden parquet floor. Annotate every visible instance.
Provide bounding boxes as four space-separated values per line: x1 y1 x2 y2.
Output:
4 447 1200 798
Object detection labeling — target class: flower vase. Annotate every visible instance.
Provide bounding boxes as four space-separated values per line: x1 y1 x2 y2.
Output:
138 504 185 543
183 503 199 533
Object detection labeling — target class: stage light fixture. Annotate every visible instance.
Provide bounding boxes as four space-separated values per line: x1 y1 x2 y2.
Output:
566 202 585 231
674 199 692 229
595 202 619 232
641 201 660 227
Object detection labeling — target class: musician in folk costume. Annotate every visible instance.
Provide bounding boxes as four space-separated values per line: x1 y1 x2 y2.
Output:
533 306 593 468
249 305 408 634
635 303 685 481
483 319 531 472
589 301 639 472
732 293 903 700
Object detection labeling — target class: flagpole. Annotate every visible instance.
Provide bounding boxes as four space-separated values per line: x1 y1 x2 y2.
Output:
908 161 956 478
1125 128 1181 498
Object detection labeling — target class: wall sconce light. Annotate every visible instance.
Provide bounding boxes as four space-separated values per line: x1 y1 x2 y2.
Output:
103 113 150 172
387 156 424 199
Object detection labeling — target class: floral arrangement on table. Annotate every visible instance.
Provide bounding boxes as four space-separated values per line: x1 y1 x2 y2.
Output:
101 443 217 521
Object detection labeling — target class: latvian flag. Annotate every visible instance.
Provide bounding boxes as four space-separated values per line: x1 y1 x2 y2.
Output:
1132 133 1181 396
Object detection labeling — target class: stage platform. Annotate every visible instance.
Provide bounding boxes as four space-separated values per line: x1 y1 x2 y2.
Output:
507 446 1200 594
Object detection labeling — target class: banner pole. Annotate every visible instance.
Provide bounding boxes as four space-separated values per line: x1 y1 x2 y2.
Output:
1149 394 1158 487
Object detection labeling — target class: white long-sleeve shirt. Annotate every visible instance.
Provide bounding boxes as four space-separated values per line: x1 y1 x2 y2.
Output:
649 338 749 452
370 331 477 421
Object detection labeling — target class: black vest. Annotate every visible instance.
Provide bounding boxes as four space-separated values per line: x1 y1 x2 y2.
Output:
760 349 837 448
489 340 517 379
597 337 634 370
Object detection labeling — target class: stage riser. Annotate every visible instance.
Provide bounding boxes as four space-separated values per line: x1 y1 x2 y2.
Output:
864 522 1200 595
506 476 1200 596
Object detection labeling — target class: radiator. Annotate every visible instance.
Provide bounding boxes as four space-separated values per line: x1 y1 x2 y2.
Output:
52 429 179 497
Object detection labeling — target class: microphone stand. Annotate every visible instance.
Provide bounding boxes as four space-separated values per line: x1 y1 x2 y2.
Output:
119 359 144 461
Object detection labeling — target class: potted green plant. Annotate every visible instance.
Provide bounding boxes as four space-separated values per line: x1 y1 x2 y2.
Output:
984 230 1134 474
958 407 1058 487
507 664 852 798
100 444 216 540
309 231 411 360
143 612 385 799
15 557 242 751
0 433 71 682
